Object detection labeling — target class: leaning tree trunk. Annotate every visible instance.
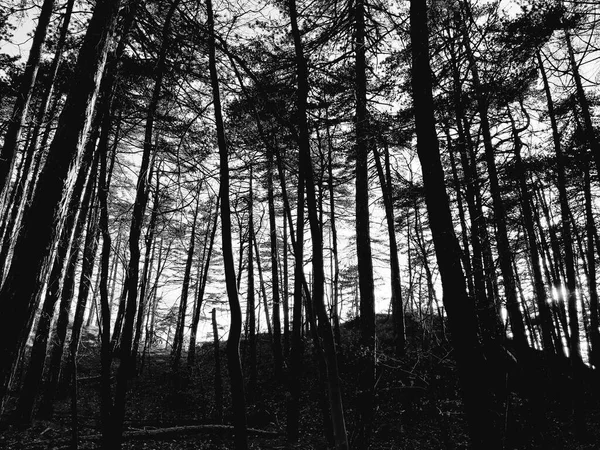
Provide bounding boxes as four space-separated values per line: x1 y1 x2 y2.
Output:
21 135 99 421
0 0 122 412
410 1 499 448
206 0 248 446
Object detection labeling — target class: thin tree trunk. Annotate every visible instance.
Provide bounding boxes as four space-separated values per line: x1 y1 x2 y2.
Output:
584 162 600 367
246 169 257 400
63 189 101 391
288 0 348 447
171 194 200 371
188 194 220 366
266 144 283 377
252 228 272 337
206 0 248 445
538 48 585 434
373 140 405 355
212 308 223 423
354 0 376 441
132 170 160 367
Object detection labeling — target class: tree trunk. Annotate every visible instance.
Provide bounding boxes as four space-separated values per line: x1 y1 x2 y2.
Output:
132 170 160 367
206 0 248 445
410 1 499 447
171 195 200 371
246 169 257 400
288 0 348 447
266 144 283 377
188 194 220 366
62 188 101 391
22 135 99 421
286 163 305 444
212 308 223 424
584 162 600 368
373 139 405 355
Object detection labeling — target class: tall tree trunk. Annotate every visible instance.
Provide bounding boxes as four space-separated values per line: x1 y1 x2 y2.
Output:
354 0 377 442
410 1 499 447
25 133 99 420
212 308 223 423
584 162 600 368
206 0 248 445
373 139 405 355
286 166 305 444
132 170 160 367
98 99 114 449
0 0 56 198
324 118 342 349
267 144 283 377
246 170 257 400
288 0 348 447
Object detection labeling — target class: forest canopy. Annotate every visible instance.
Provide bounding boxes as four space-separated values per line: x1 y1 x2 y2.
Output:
0 0 600 448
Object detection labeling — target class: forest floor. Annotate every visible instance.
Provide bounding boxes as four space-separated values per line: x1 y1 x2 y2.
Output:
2 314 600 449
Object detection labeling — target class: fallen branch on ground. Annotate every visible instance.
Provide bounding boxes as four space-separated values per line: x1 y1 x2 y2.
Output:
30 423 282 447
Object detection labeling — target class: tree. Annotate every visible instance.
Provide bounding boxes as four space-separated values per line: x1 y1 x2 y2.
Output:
206 0 248 446
409 0 499 447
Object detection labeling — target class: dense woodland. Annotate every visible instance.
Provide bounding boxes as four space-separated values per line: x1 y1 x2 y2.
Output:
0 0 600 448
